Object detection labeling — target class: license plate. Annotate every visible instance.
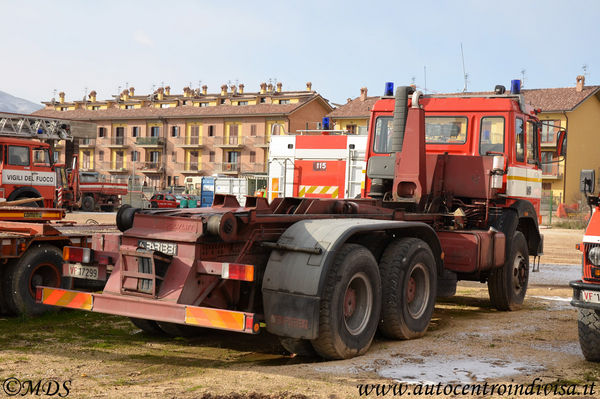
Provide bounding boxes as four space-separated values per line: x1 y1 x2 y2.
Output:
67 264 100 280
581 290 600 304
138 240 178 256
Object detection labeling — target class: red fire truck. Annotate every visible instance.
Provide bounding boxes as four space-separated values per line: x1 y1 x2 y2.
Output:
39 82 565 359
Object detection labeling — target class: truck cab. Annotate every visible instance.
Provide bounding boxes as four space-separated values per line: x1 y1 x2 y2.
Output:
0 138 56 207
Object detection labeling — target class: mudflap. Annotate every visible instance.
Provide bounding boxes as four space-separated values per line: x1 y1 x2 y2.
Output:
262 289 320 339
570 280 600 311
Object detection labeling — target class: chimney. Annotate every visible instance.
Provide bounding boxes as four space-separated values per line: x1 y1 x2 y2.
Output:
59 92 65 104
347 98 352 103
129 87 135 97
276 82 282 93
89 90 97 102
360 87 368 101
165 86 171 96
183 87 190 97
306 82 312 91
576 75 585 92
157 87 164 101
221 84 227 96
267 83 273 92
121 89 129 101
238 84 244 94
260 82 267 94
202 85 207 95
230 84 237 95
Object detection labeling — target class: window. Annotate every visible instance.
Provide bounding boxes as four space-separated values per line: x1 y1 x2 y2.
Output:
209 151 215 162
279 99 290 105
541 120 561 145
8 146 29 166
515 118 525 162
373 117 393 153
171 151 176 162
131 150 139 162
125 105 134 109
190 126 200 145
238 101 248 106
250 124 257 136
150 126 160 137
168 176 172 187
527 120 538 164
160 103 171 108
53 151 60 163
92 106 100 110
171 126 179 137
220 99 226 104
149 151 160 163
200 102 208 107
116 127 125 137
33 148 51 165
260 97 266 103
98 150 104 162
250 151 256 163
61 107 69 111
81 151 91 169
346 124 357 135
208 125 215 137
227 151 240 163
479 117 505 155
132 126 139 137
98 127 106 138
174 176 179 186
425 116 468 144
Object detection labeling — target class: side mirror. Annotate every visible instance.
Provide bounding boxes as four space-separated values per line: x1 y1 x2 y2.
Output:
557 130 567 158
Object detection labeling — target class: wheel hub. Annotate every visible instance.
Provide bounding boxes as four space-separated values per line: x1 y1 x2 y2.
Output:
407 277 416 303
343 272 373 336
344 288 356 317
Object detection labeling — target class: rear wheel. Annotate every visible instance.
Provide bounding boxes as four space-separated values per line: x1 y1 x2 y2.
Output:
378 238 437 339
82 196 95 212
311 243 381 360
578 308 600 361
488 231 529 310
3 245 66 316
130 318 166 335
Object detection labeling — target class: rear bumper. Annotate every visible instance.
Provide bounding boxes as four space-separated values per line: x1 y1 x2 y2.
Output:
570 280 600 311
36 286 261 334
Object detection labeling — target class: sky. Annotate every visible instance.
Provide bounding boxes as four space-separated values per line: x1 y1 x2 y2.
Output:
1 1 599 106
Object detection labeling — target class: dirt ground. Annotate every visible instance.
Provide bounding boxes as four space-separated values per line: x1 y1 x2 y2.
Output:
1 224 596 398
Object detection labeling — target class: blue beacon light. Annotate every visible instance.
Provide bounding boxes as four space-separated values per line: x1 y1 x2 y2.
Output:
510 79 521 94
384 82 394 96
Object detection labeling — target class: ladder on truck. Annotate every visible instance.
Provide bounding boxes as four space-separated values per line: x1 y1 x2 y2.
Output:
0 112 76 141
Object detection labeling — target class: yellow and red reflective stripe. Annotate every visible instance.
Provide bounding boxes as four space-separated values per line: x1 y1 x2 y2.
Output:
185 306 246 331
41 287 92 310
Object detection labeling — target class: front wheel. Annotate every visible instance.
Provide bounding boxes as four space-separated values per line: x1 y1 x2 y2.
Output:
3 245 67 316
82 196 95 212
311 243 381 360
578 308 600 361
488 231 529 311
378 238 437 340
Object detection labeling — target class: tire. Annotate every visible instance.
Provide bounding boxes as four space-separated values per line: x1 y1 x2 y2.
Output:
488 231 529 311
578 308 600 361
130 318 166 335
279 337 318 357
156 321 204 337
378 238 437 340
82 196 95 212
310 243 381 360
4 245 66 316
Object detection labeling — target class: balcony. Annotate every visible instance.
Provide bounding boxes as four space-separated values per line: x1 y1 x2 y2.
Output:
174 162 207 175
136 136 166 147
106 136 129 148
214 136 244 148
138 161 164 174
175 136 206 149
80 138 96 148
542 163 563 179
216 162 241 174
249 136 269 148
107 164 129 173
242 163 266 173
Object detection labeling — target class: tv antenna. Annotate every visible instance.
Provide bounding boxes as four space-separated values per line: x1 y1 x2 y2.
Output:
461 43 468 92
520 69 526 88
583 64 589 78
424 66 427 93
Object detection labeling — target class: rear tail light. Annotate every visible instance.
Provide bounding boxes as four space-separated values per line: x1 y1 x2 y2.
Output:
222 263 254 282
63 246 92 264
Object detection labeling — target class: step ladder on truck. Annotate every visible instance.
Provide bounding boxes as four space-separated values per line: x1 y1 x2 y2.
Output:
38 81 567 359
0 113 120 316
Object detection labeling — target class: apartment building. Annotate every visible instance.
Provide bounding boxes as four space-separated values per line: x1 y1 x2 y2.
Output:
34 82 332 188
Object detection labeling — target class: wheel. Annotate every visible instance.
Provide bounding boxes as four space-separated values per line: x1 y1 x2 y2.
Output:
310 243 381 360
3 244 66 316
487 231 529 311
151 201 158 209
82 196 95 212
378 238 437 340
15 196 40 207
156 321 204 337
279 337 317 357
130 318 166 335
578 308 600 361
